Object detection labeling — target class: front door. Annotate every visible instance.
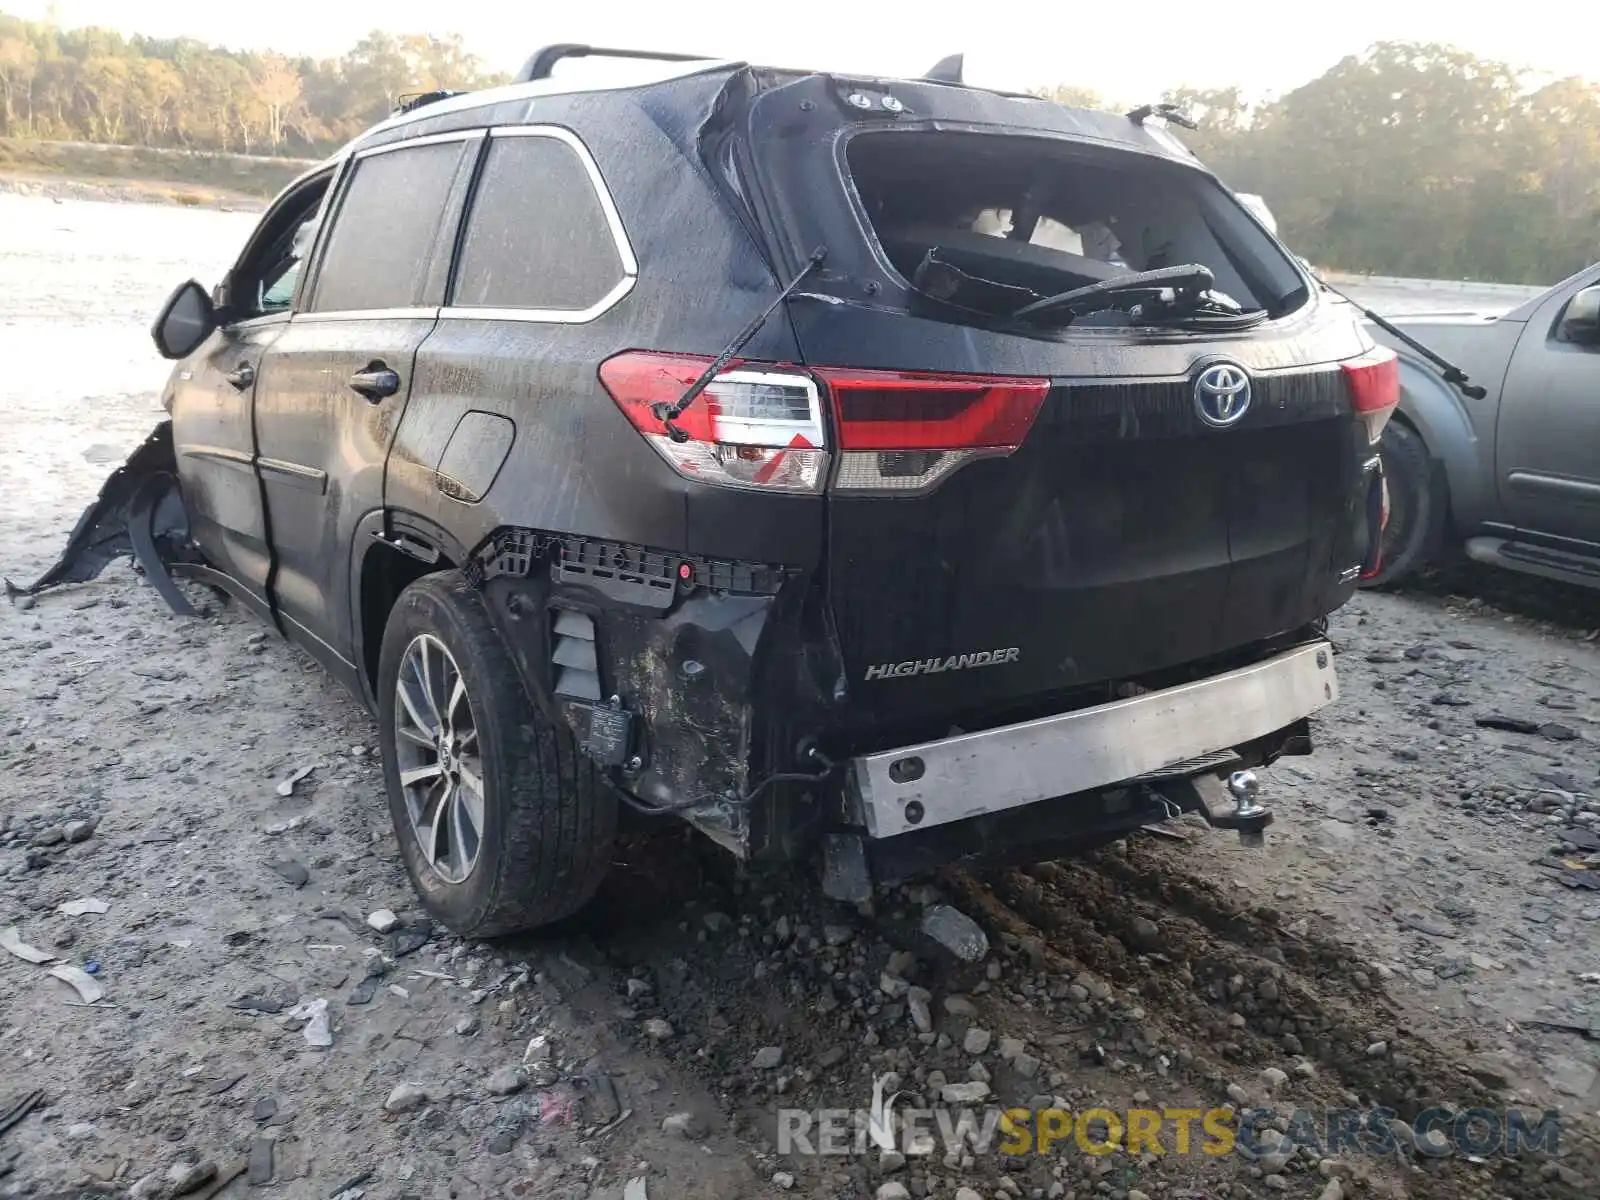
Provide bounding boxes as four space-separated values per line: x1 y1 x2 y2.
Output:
1497 267 1600 544
170 169 336 602
169 321 284 601
250 133 480 666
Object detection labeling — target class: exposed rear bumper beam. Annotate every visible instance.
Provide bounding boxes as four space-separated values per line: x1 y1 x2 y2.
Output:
845 640 1338 839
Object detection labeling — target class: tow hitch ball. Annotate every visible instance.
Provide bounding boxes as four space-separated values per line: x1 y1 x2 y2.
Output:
1160 770 1273 848
1220 770 1270 848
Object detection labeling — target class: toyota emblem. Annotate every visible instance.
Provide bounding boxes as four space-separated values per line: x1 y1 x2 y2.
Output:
1193 362 1252 427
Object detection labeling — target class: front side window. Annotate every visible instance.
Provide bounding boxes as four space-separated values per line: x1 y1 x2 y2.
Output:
229 171 332 321
309 140 471 314
259 213 321 313
451 132 632 315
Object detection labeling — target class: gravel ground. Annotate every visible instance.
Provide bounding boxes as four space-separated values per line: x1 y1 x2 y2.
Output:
2 195 1598 1200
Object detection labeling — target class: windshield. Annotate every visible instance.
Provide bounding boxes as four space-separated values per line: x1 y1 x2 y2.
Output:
845 129 1308 328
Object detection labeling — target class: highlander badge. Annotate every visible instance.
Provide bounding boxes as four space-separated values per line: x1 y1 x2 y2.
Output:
864 647 1020 681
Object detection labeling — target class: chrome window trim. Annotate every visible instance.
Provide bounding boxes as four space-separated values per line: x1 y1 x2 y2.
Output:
352 128 488 160
225 311 293 333
291 307 441 324
440 124 638 326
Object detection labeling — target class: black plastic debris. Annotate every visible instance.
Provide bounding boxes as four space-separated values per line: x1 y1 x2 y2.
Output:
1562 827 1600 852
231 994 285 1015
0 1089 44 1140
346 968 385 1006
1475 714 1541 735
388 919 434 958
330 1168 376 1197
1538 771 1588 793
268 859 309 889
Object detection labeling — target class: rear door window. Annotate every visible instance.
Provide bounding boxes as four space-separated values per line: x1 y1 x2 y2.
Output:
450 130 635 317
308 139 473 314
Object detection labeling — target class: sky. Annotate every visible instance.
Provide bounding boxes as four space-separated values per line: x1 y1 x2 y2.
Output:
5 0 1595 103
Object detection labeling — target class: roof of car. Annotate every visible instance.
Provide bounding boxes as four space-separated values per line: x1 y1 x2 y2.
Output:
363 58 743 143
345 56 1200 169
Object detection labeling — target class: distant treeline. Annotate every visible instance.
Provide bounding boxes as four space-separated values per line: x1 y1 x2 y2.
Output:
1 17 1594 284
0 12 504 157
1045 42 1600 285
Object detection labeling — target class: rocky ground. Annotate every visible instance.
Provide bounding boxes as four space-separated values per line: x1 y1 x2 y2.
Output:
2 565 1597 1200
2 195 1599 1199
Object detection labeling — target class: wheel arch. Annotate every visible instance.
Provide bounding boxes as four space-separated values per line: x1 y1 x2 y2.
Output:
1392 353 1489 530
349 509 470 710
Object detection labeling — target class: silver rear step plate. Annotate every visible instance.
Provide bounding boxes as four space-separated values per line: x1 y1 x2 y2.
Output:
846 641 1337 839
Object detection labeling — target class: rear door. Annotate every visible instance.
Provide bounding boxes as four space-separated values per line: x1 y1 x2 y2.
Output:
249 133 480 665
389 126 648 557
1497 268 1600 543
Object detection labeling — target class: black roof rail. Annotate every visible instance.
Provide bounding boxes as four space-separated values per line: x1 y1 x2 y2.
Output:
395 89 462 116
513 44 713 84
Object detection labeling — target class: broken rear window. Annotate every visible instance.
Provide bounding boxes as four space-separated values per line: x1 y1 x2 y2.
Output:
845 129 1307 327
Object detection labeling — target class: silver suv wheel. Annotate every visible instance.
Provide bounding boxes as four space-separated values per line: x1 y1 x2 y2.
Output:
393 632 484 884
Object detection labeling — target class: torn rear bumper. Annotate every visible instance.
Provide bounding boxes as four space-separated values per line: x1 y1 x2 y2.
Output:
844 640 1338 839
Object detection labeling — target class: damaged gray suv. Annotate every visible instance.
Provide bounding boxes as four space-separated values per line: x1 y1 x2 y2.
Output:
11 47 1392 936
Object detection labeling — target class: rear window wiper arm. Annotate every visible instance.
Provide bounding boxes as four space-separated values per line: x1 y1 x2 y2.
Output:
1012 265 1216 324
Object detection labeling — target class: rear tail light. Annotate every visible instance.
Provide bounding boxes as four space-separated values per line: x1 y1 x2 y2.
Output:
600 353 1051 495
1342 347 1400 443
599 352 830 493
812 367 1050 492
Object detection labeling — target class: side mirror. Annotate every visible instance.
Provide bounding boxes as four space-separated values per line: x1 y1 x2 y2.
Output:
1557 285 1600 345
151 280 217 360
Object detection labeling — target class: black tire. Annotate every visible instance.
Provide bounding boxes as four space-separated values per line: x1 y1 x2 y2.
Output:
377 570 616 936
1363 420 1443 588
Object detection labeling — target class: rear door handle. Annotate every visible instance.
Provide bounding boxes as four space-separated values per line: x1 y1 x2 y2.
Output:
349 362 401 403
225 363 255 391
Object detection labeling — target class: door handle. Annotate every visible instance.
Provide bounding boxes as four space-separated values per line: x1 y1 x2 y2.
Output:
225 363 255 391
349 362 401 403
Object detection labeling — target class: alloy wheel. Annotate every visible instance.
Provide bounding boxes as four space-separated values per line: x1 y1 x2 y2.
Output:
392 633 484 884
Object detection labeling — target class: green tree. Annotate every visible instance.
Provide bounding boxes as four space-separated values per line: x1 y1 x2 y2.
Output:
0 11 1590 284
0 32 38 134
1148 42 1598 283
0 10 503 154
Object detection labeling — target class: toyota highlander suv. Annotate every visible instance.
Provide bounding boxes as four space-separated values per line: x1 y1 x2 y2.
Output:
11 47 1393 936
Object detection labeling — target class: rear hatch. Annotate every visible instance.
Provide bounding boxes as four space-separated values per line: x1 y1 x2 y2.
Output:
712 74 1388 730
